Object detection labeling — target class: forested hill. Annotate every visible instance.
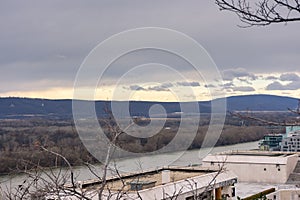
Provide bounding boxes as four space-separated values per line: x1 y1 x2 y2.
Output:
0 94 298 119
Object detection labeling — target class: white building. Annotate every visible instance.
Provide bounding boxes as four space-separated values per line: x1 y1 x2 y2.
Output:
281 132 300 152
202 151 298 184
47 167 237 200
266 188 300 200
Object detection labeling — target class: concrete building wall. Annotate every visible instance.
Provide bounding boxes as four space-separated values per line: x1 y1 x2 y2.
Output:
202 152 298 184
266 189 300 200
222 163 287 183
286 154 299 179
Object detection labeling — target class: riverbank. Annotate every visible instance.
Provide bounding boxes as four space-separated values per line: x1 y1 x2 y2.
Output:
0 117 268 175
0 140 259 193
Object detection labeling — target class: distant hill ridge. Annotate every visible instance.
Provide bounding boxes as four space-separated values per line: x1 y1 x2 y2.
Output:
0 94 298 119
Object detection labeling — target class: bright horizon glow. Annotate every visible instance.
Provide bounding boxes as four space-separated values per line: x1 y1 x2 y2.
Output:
1 88 299 102
1 72 299 101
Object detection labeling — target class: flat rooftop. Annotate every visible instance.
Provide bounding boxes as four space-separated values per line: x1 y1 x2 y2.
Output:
203 151 298 165
78 166 216 191
106 170 205 191
219 150 294 157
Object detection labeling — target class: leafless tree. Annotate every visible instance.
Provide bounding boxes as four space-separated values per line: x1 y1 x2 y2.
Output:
0 137 129 200
0 104 231 200
0 104 137 200
96 105 137 199
1 148 91 200
216 0 300 26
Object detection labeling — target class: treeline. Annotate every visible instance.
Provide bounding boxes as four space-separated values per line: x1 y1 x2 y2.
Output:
0 115 274 175
0 119 95 174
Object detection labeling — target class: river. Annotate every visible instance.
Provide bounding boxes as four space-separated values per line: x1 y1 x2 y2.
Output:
0 141 258 192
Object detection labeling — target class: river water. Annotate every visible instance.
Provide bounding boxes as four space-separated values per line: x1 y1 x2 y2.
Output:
0 141 258 192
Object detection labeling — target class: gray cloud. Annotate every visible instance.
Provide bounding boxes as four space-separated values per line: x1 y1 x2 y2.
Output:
265 76 278 80
222 68 257 81
280 73 300 82
265 72 300 90
160 83 174 88
237 78 252 85
129 85 146 91
232 86 255 92
176 81 200 87
147 86 170 92
220 82 255 92
223 82 235 88
128 83 171 92
266 82 286 90
1 1 300 98
128 81 200 92
266 81 300 90
204 84 216 88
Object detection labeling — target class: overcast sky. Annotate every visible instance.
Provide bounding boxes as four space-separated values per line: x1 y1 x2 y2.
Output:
1 1 299 101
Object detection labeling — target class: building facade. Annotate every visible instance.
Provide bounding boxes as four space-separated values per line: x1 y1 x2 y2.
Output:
259 134 283 151
202 151 298 184
280 132 300 152
266 189 300 200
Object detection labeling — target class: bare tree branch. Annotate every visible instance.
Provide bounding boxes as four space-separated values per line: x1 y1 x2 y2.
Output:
97 104 135 199
216 0 300 26
197 157 227 199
